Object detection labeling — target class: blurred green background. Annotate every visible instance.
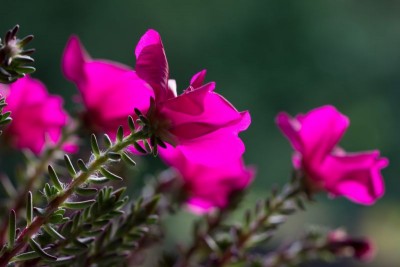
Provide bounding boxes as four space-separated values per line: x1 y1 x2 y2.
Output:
1 0 399 266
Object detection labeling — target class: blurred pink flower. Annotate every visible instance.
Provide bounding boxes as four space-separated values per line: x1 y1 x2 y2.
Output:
135 29 250 166
0 76 74 155
328 229 375 261
165 148 254 213
62 36 154 138
276 105 388 205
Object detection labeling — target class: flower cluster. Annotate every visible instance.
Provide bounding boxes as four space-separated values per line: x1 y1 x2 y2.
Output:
62 29 253 213
0 27 389 267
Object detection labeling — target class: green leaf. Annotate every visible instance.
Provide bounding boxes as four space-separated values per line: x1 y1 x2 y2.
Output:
28 238 57 261
77 159 88 172
117 126 124 142
26 192 33 225
18 35 34 47
60 221 73 236
121 151 136 166
100 167 122 181
48 214 64 224
134 108 142 117
107 152 121 161
88 176 109 184
64 155 76 177
43 225 66 241
14 66 36 74
48 165 63 191
10 251 40 262
112 187 126 201
144 140 152 153
103 134 112 148
13 55 34 64
75 187 98 196
44 183 52 198
128 115 135 132
0 117 12 125
91 134 101 156
7 209 16 249
133 142 147 154
146 215 159 225
64 200 95 210
53 208 66 216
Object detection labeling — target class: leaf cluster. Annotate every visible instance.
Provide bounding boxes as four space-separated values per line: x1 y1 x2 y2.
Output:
0 25 35 84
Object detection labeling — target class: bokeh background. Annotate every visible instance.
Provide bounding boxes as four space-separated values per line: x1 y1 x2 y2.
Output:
1 1 399 266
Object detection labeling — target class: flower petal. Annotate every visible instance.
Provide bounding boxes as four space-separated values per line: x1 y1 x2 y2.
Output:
2 76 70 155
319 151 388 205
135 29 170 101
62 36 88 84
276 112 303 152
165 149 254 213
62 36 154 135
298 105 349 163
161 83 249 140
160 120 249 173
190 69 207 89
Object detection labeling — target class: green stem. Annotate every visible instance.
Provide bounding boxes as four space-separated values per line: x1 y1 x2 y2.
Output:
175 211 227 267
215 177 306 267
0 127 75 245
0 131 146 266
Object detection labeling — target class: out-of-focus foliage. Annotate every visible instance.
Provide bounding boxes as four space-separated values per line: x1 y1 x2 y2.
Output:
1 1 399 266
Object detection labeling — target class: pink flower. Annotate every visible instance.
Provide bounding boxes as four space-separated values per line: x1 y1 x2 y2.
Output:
62 36 154 138
276 105 388 205
165 148 254 213
328 229 375 261
134 29 250 166
134 30 252 211
0 76 74 155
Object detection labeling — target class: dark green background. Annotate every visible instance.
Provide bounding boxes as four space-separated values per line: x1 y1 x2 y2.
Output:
1 1 399 266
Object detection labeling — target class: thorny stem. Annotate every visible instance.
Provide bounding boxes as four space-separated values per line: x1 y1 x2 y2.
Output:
175 190 246 267
215 177 306 267
175 210 227 267
0 127 75 245
260 229 369 267
0 130 147 266
262 242 329 267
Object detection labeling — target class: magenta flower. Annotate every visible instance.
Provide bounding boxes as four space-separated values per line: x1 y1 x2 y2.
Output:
62 36 154 138
328 229 375 261
135 30 253 211
166 148 254 213
134 29 250 165
276 105 388 205
0 76 74 155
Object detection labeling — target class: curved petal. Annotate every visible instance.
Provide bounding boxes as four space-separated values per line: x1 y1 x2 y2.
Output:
190 69 207 89
298 105 349 163
62 36 154 134
160 122 248 169
161 83 250 140
62 35 88 84
276 112 303 152
317 151 388 205
135 29 169 102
